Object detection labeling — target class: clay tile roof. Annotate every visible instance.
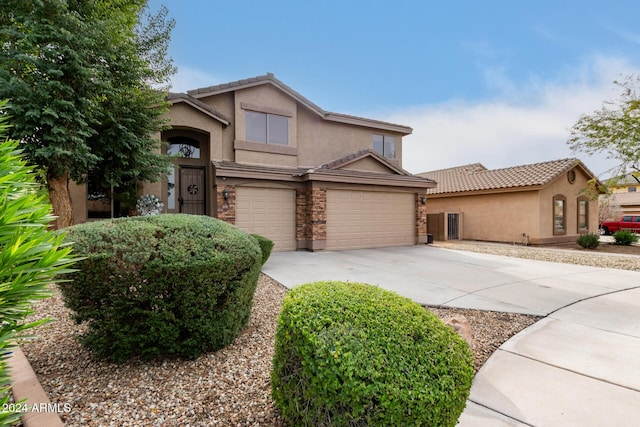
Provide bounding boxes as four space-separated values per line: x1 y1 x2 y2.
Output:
418 158 583 195
606 172 640 186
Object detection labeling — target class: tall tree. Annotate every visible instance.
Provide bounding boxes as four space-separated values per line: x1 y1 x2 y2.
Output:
0 0 175 228
569 75 640 183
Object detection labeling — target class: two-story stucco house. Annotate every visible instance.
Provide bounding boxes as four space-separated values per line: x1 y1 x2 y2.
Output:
601 173 640 216
70 73 436 251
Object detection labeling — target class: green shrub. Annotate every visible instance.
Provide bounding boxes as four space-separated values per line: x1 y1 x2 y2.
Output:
613 230 639 246
577 232 600 249
0 103 78 426
59 214 261 361
251 233 274 265
271 281 474 427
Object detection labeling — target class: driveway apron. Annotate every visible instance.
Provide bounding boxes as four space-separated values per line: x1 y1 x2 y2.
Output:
263 245 640 426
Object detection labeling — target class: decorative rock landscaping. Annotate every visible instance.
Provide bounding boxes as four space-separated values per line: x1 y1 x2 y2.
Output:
18 242 639 426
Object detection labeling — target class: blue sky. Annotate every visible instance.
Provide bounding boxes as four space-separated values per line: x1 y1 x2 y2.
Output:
147 0 640 177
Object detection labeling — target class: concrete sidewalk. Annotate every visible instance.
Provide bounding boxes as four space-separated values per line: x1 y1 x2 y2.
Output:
263 245 640 426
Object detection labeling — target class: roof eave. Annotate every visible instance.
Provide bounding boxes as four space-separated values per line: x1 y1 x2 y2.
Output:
304 170 436 189
323 113 413 135
186 73 412 134
428 185 543 197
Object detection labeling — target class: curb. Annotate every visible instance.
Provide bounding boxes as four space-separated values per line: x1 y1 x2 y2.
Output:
8 347 64 427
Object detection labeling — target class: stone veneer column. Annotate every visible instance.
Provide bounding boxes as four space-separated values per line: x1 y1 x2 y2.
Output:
296 188 310 249
310 187 327 250
416 193 428 244
217 185 236 224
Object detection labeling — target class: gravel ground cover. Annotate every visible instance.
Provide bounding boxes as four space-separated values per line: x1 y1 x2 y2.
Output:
435 239 640 271
19 242 639 426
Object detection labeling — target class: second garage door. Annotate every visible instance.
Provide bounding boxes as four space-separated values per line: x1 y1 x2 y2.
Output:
326 190 415 250
235 187 296 252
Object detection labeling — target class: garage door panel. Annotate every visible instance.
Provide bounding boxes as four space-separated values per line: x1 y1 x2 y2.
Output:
326 190 415 250
236 187 296 252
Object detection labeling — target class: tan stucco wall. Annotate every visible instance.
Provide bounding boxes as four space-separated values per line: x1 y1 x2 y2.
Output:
164 103 224 161
426 190 540 243
196 92 235 161
537 168 599 242
232 85 298 166
339 156 396 173
296 107 403 168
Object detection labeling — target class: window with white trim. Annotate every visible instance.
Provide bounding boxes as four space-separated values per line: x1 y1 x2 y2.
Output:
373 134 396 159
246 111 288 145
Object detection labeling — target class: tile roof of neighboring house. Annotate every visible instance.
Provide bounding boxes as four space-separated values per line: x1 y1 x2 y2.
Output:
185 73 413 135
606 172 640 187
418 158 594 195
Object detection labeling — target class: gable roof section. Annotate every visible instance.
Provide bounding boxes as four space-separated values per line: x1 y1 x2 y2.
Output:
304 149 435 188
605 172 640 187
186 73 412 135
419 158 597 195
312 149 410 176
166 92 231 126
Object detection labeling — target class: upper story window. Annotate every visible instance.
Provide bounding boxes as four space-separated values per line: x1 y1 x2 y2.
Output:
167 136 201 159
246 111 288 145
373 134 396 159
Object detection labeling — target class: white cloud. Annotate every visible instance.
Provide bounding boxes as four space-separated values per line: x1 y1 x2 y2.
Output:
169 65 220 93
389 55 640 178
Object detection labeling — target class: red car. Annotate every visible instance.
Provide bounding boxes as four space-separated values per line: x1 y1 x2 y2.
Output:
599 215 640 235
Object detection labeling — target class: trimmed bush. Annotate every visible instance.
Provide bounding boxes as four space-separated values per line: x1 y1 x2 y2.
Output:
577 232 600 249
251 233 274 265
271 281 474 427
0 104 78 426
613 230 639 246
59 214 261 361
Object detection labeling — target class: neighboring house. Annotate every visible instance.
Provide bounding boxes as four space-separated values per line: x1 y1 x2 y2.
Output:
417 159 602 244
70 73 436 251
600 173 640 216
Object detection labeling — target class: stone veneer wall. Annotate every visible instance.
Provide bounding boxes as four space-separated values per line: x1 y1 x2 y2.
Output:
310 188 327 247
296 188 310 245
217 185 236 224
416 193 428 243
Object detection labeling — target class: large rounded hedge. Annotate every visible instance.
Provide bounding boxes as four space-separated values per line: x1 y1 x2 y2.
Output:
60 214 262 361
271 281 474 426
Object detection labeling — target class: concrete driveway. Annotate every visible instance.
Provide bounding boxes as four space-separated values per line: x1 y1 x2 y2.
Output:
263 245 640 426
263 245 639 316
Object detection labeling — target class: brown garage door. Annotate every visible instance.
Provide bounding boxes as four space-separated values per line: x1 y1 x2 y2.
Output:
235 187 296 252
326 190 415 250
